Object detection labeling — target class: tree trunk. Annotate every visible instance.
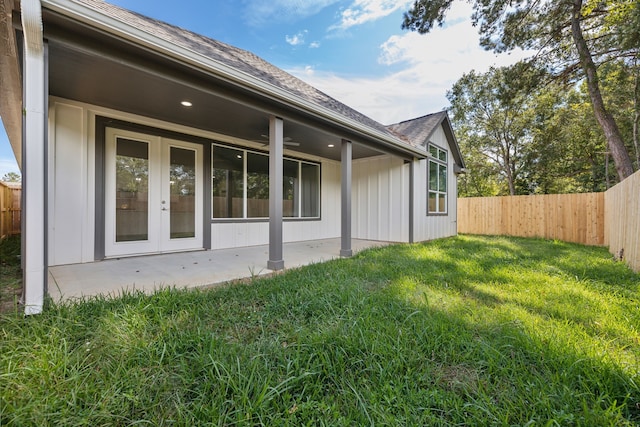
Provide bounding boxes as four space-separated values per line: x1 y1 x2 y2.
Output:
571 0 635 181
504 156 516 195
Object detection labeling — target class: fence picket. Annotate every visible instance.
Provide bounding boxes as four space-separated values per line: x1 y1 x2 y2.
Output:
458 170 640 272
0 182 21 240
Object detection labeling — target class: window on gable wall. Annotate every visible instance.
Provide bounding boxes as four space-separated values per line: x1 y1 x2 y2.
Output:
428 144 447 214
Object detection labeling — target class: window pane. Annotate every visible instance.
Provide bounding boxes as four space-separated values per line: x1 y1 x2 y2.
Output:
439 194 446 213
212 146 243 218
439 164 447 192
283 159 298 217
429 161 438 191
301 163 320 217
115 138 149 242
438 149 447 162
428 191 437 214
429 145 438 158
170 147 196 239
247 152 269 218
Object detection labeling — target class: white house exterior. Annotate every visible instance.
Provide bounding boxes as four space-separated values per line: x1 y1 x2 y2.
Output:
0 0 465 314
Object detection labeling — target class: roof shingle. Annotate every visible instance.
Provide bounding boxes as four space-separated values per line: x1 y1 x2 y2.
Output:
72 0 408 144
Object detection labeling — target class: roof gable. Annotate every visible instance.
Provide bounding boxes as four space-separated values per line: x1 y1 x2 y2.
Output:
387 111 465 168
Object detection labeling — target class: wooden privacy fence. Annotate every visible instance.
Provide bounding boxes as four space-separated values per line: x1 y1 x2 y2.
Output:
605 170 640 272
458 193 605 246
458 169 640 272
0 181 21 239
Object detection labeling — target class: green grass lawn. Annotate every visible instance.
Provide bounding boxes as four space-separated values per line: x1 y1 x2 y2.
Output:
1 235 639 426
0 235 21 314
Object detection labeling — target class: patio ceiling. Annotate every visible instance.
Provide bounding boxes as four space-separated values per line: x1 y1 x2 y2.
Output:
42 10 388 161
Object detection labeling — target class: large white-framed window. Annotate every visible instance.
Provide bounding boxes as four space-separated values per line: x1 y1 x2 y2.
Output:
428 144 448 215
211 143 320 219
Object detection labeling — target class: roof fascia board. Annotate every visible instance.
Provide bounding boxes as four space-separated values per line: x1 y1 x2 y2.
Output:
0 0 23 165
422 113 465 168
441 114 465 168
40 0 425 159
421 113 447 149
44 30 417 161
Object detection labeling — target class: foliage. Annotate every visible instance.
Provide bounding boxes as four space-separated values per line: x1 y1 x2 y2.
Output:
1 236 639 425
403 0 637 180
0 235 20 267
450 57 640 196
0 235 21 314
447 62 545 195
0 172 20 182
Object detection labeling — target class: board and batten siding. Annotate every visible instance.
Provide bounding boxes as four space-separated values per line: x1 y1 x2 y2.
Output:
48 98 343 264
48 101 95 266
47 97 460 266
413 126 459 242
351 123 460 244
352 155 409 242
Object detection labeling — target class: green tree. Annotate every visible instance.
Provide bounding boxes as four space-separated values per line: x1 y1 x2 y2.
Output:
403 0 637 180
447 64 543 195
1 172 20 182
449 63 619 195
597 59 640 171
525 82 611 193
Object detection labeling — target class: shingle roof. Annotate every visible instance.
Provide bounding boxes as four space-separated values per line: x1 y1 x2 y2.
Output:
71 0 407 144
387 111 465 168
386 111 448 147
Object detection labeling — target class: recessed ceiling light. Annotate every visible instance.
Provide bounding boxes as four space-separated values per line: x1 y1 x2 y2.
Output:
328 144 335 148
181 101 193 107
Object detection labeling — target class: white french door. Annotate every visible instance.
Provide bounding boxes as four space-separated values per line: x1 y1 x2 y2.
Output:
105 128 203 257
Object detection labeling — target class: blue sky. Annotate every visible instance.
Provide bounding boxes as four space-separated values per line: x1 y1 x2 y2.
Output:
0 0 530 178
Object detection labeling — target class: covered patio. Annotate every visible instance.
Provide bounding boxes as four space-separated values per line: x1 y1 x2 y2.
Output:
1 0 450 315
48 238 388 302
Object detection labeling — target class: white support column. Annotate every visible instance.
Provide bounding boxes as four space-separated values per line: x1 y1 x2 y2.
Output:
340 139 352 257
21 0 46 315
267 116 284 271
409 158 415 244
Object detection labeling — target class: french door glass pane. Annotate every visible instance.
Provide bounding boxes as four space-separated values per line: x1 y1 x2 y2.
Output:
115 138 149 242
170 147 196 239
212 146 243 218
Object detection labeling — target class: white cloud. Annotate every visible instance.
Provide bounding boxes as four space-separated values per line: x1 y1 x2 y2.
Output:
286 30 307 46
290 2 532 124
331 0 413 30
244 0 340 26
309 41 321 48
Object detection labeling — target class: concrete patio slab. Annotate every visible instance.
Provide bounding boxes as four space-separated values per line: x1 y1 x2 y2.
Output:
48 238 389 303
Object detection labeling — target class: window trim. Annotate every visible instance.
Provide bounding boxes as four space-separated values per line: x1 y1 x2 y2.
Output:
211 142 321 222
427 143 448 216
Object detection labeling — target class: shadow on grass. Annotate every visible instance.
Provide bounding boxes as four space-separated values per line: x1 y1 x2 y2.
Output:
1 235 639 425
0 235 22 314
